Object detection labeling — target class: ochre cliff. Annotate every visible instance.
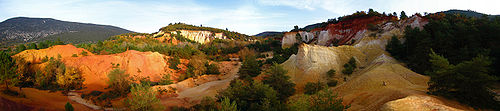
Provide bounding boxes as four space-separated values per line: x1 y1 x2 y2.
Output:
153 30 226 44
280 15 470 110
14 45 187 91
282 15 428 48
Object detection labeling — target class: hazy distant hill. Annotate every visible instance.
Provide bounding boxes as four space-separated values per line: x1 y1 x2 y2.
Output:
254 31 283 38
0 17 132 47
439 9 500 19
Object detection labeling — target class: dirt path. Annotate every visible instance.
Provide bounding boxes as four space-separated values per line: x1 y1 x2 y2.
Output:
176 62 241 101
67 92 101 110
68 61 241 110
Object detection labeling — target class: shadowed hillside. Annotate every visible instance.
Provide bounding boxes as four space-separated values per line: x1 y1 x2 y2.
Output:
0 17 132 47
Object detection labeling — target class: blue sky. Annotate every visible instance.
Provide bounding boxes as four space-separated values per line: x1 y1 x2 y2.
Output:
1 0 499 35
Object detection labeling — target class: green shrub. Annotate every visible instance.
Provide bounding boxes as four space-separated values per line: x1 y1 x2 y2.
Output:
327 79 338 87
125 83 165 111
304 81 326 95
107 68 131 96
80 51 88 56
168 57 181 70
287 89 350 111
326 69 336 78
342 57 357 75
41 56 49 62
71 54 78 57
65 102 74 111
238 56 261 80
217 80 282 111
158 74 173 85
16 44 26 53
205 62 220 75
36 57 65 90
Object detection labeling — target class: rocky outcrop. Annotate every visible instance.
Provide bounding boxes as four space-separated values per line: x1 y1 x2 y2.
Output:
279 15 463 109
153 30 226 44
282 15 428 48
281 44 366 90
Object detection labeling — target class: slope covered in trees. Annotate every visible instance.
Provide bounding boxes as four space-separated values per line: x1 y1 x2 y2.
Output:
386 12 500 110
0 17 132 47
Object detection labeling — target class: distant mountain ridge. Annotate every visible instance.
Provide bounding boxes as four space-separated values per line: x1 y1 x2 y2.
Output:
0 17 132 47
254 31 283 37
438 9 499 19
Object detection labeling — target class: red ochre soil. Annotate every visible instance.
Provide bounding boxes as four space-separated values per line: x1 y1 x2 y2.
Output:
7 44 238 110
14 44 187 92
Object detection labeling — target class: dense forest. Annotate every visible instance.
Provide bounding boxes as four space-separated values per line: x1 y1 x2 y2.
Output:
386 13 500 109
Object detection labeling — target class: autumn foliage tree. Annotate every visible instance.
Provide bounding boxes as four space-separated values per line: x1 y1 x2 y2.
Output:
56 67 84 94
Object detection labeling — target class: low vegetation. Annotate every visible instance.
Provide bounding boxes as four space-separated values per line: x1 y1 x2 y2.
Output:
125 83 165 111
304 81 327 95
342 57 357 75
287 89 350 111
326 69 338 87
216 80 284 111
106 68 131 96
56 67 84 94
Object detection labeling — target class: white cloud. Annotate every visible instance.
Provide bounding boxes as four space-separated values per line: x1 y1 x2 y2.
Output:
0 0 286 35
2 0 500 35
257 0 500 15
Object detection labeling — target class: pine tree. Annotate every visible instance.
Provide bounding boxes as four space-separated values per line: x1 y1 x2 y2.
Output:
262 63 295 101
65 102 74 111
0 51 18 89
400 11 408 19
238 56 261 80
427 50 499 109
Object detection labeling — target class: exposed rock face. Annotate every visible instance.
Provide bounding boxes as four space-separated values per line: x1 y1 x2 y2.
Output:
153 30 226 44
63 50 184 91
279 15 466 110
282 15 428 48
281 44 366 90
381 96 463 111
280 43 468 110
14 45 185 91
